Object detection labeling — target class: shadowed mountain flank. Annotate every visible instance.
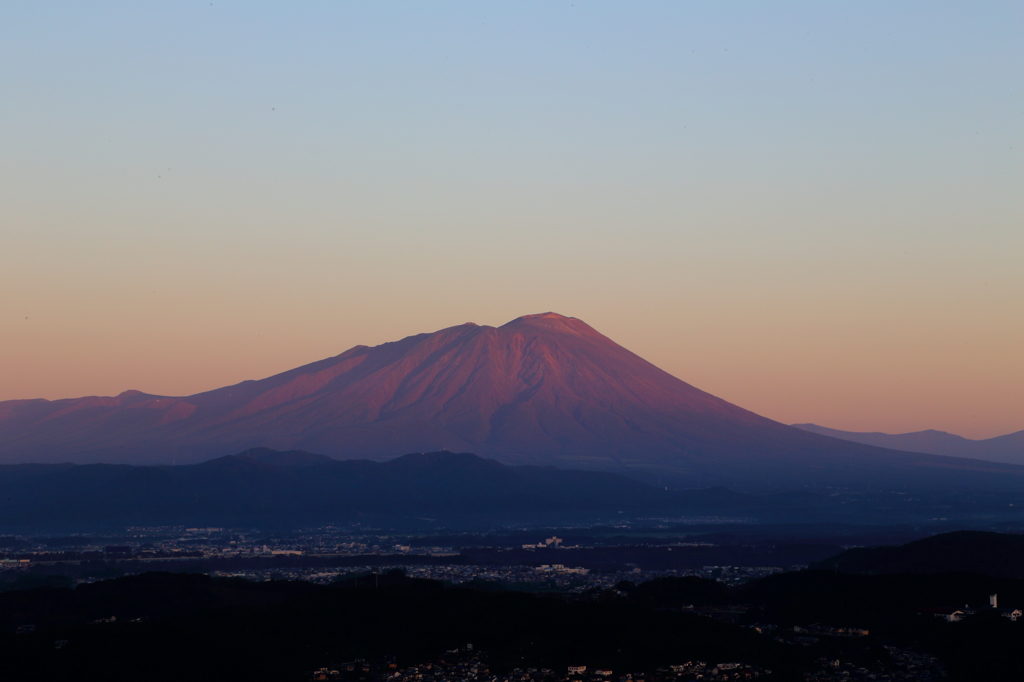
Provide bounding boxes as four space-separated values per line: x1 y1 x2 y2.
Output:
2 313 1023 489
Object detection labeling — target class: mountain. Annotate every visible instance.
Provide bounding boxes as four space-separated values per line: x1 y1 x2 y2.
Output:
2 312 1023 489
808 531 1024 579
793 424 1024 466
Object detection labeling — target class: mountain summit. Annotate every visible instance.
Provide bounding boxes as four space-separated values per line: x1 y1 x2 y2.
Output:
1 313 1020 488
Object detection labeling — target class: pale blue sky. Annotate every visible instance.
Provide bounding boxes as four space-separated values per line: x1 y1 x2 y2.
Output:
1 2 1021 437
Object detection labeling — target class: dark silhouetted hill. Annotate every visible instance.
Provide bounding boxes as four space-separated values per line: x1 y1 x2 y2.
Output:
4 568 1024 681
808 531 1024 579
0 571 802 682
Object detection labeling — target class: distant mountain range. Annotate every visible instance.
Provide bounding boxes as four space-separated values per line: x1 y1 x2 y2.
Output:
2 448 1012 533
0 449 768 532
2 312 1023 490
793 424 1024 466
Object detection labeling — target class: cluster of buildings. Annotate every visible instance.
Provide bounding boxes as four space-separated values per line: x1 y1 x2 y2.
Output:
521 536 565 549
0 528 788 591
789 624 869 643
308 646 941 682
0 529 464 569
917 594 1021 622
395 564 737 592
802 647 944 681
308 650 771 682
534 564 590 575
696 567 786 587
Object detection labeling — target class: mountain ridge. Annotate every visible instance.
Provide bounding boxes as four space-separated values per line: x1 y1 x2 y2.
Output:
0 449 704 531
793 424 1024 465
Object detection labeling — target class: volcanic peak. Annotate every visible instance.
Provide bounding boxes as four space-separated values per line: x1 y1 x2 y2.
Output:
500 312 598 337
518 312 574 320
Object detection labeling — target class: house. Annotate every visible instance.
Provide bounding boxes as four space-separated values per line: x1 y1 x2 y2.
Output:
917 607 964 622
982 594 1022 621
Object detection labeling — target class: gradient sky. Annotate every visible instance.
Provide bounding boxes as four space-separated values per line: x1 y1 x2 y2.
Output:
2 2 1021 439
